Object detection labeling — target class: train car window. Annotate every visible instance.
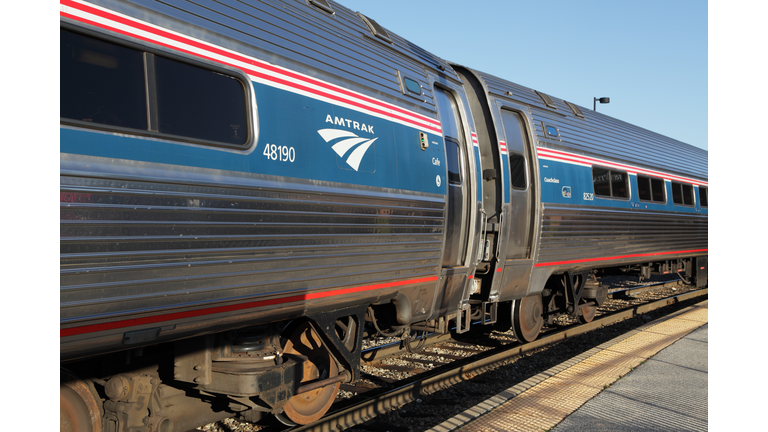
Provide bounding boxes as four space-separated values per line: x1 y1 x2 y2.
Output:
565 101 585 118
403 77 422 95
592 167 611 197
357 12 393 43
544 125 559 138
60 28 250 148
535 90 557 109
154 56 248 145
651 177 665 202
672 183 682 204
508 152 526 189
682 182 694 205
611 171 628 198
637 176 651 201
60 29 148 130
445 138 462 185
699 186 708 207
592 166 628 199
637 175 666 203
307 0 334 14
672 182 694 206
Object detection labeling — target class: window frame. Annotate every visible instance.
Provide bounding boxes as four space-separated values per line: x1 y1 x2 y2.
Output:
403 77 422 96
636 174 667 204
564 101 585 118
507 151 528 191
698 186 708 208
671 181 696 207
535 90 557 110
444 136 465 187
306 0 335 15
397 70 423 100
542 123 560 139
591 165 630 200
357 12 393 44
60 23 257 150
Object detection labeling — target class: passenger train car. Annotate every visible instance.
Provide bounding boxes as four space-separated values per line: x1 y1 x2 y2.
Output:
59 0 708 430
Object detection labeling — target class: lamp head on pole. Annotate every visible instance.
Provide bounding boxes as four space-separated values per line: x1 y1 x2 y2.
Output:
593 97 610 111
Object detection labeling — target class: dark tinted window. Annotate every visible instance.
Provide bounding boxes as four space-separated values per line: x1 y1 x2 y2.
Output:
682 183 693 205
60 29 249 147
60 29 147 130
651 178 665 202
611 171 628 198
637 176 651 201
637 175 665 203
672 183 682 204
508 153 526 189
593 167 628 199
592 167 611 197
308 0 334 14
155 56 247 145
565 101 585 118
699 186 708 207
446 138 462 184
404 77 421 95
672 182 694 206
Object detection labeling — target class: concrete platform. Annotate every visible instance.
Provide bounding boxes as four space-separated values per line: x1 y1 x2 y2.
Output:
551 323 707 431
426 301 708 432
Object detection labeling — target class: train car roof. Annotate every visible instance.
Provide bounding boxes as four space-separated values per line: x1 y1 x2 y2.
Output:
463 67 708 182
87 0 458 119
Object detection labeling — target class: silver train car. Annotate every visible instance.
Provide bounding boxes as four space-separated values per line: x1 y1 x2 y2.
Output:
59 0 708 430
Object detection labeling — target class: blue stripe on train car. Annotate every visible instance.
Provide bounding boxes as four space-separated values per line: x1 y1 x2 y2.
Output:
474 146 483 198
501 153 510 204
538 158 707 215
60 82 448 196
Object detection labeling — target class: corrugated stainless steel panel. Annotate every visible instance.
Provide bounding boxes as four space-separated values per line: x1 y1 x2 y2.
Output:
537 205 707 266
61 174 445 327
94 0 445 115
472 69 707 182
531 110 707 177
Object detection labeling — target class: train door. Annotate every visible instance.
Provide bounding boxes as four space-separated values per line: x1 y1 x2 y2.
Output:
489 106 537 304
430 85 481 327
499 109 534 260
434 87 471 267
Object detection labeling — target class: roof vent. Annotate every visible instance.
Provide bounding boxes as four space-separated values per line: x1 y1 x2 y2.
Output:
357 12 393 44
535 90 557 109
565 101 585 118
307 0 334 14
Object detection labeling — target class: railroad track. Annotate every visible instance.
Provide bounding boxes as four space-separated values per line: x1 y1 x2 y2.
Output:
199 280 707 432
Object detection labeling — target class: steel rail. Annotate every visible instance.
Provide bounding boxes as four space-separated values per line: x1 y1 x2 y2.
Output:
359 279 688 362
607 279 686 299
290 287 708 432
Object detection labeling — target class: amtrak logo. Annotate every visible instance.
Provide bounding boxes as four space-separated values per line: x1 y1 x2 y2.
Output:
317 128 378 171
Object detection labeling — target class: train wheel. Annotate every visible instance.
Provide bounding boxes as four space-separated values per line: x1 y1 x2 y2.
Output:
60 373 102 432
282 322 340 425
512 294 544 343
579 304 597 324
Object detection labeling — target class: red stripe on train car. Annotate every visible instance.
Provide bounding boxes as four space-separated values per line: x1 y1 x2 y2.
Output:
534 249 708 268
61 276 439 337
60 0 442 135
537 147 708 187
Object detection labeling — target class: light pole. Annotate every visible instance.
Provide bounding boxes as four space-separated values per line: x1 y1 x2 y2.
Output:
593 97 610 111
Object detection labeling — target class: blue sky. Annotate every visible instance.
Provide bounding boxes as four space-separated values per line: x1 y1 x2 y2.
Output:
337 0 708 151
